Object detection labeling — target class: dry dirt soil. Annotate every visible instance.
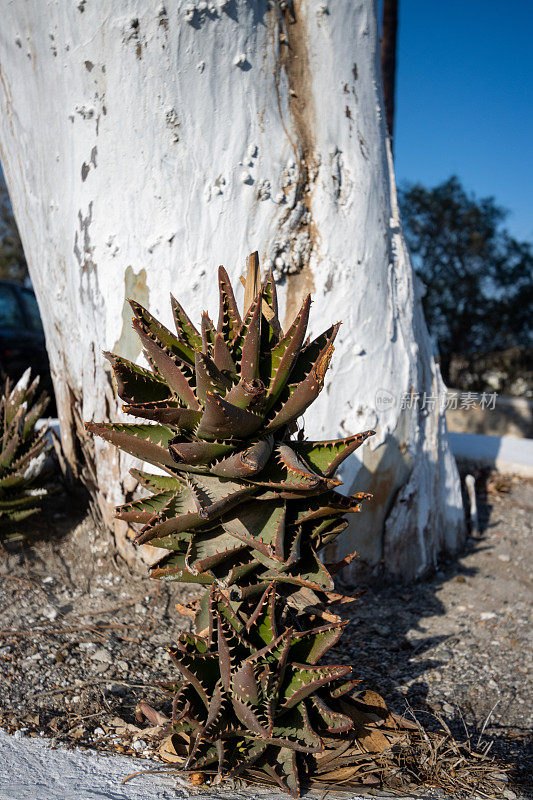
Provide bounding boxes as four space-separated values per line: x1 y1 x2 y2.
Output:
0 472 531 795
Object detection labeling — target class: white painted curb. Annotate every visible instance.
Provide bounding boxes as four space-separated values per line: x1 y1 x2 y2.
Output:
449 432 533 478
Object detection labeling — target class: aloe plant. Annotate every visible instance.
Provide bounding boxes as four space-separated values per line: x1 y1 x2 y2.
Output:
0 368 51 535
87 255 373 628
87 254 385 794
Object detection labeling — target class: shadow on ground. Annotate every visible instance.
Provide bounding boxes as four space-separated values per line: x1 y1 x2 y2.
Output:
332 470 532 791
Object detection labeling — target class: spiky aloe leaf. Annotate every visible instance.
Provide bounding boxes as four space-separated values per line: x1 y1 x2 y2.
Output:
265 294 311 410
185 529 246 574
250 444 341 494
171 294 203 351
265 324 340 433
104 352 171 403
281 664 352 709
169 438 234 466
4 368 32 425
246 581 277 644
222 501 286 560
288 621 347 664
217 266 242 343
239 290 263 382
293 429 375 476
271 701 323 752
194 352 231 404
196 393 263 440
263 747 300 797
131 469 181 492
85 422 176 468
310 695 353 733
201 311 216 355
133 318 199 409
130 300 196 366
151 555 216 584
123 400 201 430
115 488 180 523
213 332 238 377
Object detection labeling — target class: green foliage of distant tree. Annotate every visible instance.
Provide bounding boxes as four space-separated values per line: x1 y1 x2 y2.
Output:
399 176 533 382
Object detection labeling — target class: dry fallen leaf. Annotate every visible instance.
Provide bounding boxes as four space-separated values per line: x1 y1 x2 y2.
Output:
135 700 170 726
176 602 197 618
358 726 393 753
159 734 186 764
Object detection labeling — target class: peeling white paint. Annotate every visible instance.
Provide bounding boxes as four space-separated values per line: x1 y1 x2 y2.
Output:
0 0 464 576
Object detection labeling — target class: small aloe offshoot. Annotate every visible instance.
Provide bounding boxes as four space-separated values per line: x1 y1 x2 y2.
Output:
0 368 51 536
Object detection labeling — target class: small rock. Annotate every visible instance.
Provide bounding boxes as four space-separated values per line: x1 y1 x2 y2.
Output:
480 612 497 621
108 684 126 696
92 648 112 664
93 727 105 737
497 553 510 562
70 725 85 740
116 660 129 672
132 739 147 751
442 702 454 715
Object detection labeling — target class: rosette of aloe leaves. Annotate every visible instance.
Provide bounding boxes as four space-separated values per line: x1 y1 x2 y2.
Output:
0 368 51 538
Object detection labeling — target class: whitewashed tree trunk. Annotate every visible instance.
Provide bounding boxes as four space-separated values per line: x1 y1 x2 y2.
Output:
0 0 464 577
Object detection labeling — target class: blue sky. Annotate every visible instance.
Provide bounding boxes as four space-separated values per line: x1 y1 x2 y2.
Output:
394 0 533 241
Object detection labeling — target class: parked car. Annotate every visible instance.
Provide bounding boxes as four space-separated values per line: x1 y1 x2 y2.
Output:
0 280 54 404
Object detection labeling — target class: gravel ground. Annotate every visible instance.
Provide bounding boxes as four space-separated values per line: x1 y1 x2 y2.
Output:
0 473 531 796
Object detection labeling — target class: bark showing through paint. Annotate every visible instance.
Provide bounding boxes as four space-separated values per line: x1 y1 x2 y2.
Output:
380 0 399 145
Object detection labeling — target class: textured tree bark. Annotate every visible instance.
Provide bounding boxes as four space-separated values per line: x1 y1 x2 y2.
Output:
0 0 464 577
